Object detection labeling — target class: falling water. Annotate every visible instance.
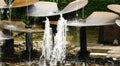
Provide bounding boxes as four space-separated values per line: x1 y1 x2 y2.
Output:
50 14 67 66
40 17 53 66
40 14 67 66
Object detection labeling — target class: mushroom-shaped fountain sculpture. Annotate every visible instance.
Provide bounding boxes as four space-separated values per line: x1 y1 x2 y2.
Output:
68 11 119 59
48 11 119 59
27 0 88 60
27 0 88 17
70 11 119 59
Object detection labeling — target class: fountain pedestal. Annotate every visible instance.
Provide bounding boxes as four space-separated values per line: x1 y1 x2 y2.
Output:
78 27 90 60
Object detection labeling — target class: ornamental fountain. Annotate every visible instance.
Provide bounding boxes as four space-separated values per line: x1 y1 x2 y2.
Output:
27 0 119 65
27 0 88 65
0 0 120 66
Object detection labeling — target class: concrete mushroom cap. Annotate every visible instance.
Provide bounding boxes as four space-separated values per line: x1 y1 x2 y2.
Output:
28 0 88 17
116 20 120 27
107 4 120 14
67 11 119 27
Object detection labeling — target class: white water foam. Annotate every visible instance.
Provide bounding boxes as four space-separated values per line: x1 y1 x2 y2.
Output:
40 14 67 66
50 14 67 66
40 17 53 66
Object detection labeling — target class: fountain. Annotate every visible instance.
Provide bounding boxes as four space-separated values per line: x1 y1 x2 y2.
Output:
12 0 120 64
0 0 119 66
68 11 119 59
27 0 87 65
27 0 119 65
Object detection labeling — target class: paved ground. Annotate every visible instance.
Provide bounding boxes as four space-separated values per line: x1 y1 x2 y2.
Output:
87 43 120 58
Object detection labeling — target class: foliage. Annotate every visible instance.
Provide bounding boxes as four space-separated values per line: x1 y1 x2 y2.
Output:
78 0 120 18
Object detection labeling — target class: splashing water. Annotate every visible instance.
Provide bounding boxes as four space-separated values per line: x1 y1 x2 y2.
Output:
40 17 53 66
50 14 67 66
40 14 67 66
